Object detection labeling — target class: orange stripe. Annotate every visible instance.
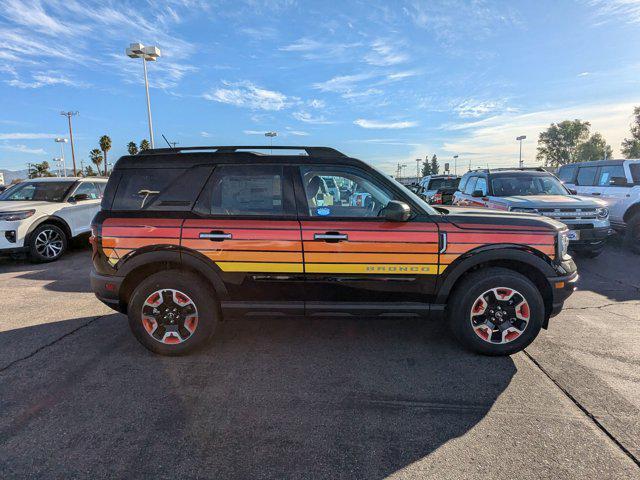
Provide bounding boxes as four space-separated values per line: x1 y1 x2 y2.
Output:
181 229 301 241
201 251 302 262
102 226 181 238
447 232 554 245
181 239 301 251
305 252 440 263
302 231 439 242
303 241 438 253
102 237 180 248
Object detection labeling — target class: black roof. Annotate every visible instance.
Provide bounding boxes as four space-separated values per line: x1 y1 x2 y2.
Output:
558 159 627 168
114 145 365 170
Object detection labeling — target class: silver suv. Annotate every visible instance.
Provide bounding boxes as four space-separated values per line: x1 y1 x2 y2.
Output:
558 160 640 254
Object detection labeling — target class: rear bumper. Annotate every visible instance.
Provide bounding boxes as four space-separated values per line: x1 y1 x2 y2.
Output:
90 269 124 312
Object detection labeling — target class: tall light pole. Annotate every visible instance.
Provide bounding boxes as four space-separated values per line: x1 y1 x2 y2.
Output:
516 135 526 168
453 155 459 175
126 43 161 148
415 158 422 181
54 137 67 177
265 131 277 153
60 112 78 175
52 157 63 177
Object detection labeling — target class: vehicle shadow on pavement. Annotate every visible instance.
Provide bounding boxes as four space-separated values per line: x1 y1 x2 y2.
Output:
0 243 93 294
0 313 516 479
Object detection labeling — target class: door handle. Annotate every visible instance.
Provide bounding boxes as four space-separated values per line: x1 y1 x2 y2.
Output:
591 192 601 195
314 232 348 242
199 231 232 241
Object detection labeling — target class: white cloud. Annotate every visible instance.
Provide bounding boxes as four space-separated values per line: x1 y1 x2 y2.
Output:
354 119 418 129
285 129 309 136
441 100 640 166
588 0 640 25
7 72 89 89
279 37 360 61
200 131 212 138
342 88 383 99
0 0 74 36
313 73 374 93
454 99 506 118
204 81 289 111
578 72 591 77
308 99 325 109
292 111 334 124
0 133 60 140
0 143 46 155
364 39 408 66
243 130 267 135
386 70 418 81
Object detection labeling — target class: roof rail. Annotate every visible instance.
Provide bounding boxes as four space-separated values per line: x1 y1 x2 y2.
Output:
138 145 347 158
469 167 547 173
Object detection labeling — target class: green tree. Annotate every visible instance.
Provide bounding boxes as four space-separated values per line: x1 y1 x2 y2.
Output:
127 141 138 155
621 106 640 159
29 161 53 178
89 148 103 174
536 120 591 167
421 155 432 177
99 135 112 176
576 132 613 162
83 165 97 177
430 154 440 175
139 139 151 151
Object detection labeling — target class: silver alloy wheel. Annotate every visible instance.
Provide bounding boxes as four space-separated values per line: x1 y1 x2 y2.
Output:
469 287 530 344
141 289 199 344
34 228 64 259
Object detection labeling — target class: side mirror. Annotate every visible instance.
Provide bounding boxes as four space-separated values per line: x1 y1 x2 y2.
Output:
380 200 411 222
471 190 485 198
70 193 91 202
610 176 629 187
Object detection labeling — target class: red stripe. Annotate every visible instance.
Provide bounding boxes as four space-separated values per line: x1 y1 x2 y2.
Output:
300 221 437 232
103 218 182 227
181 228 302 241
102 226 181 238
183 219 300 229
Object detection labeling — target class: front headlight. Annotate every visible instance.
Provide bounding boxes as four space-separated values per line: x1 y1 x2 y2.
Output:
557 230 569 259
596 207 609 219
0 210 36 221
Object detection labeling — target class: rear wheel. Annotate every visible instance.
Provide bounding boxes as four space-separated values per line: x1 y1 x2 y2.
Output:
128 270 218 355
448 267 544 356
29 224 67 263
624 213 640 255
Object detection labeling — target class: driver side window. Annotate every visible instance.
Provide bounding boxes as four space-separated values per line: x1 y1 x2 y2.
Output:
300 166 396 218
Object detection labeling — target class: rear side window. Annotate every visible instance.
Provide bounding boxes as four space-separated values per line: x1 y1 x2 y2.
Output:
597 165 626 186
73 182 102 199
458 175 469 192
630 163 640 184
111 167 211 211
576 166 598 186
557 165 577 183
475 177 488 195
195 164 294 216
463 176 478 194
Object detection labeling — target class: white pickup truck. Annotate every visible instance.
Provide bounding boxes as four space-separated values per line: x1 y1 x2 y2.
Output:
558 159 640 254
0 177 107 262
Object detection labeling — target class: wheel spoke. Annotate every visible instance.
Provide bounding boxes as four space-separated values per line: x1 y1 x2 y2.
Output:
141 289 198 345
470 286 530 345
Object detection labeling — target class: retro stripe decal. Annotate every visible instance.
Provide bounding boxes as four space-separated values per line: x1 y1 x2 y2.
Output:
305 263 441 275
216 262 303 273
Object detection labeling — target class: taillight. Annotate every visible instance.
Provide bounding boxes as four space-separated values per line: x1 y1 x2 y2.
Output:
433 193 442 204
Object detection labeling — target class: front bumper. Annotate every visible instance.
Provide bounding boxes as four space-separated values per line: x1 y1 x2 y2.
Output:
90 269 124 312
547 257 579 318
568 226 614 249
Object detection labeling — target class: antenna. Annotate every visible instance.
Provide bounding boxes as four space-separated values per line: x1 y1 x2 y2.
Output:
161 134 176 151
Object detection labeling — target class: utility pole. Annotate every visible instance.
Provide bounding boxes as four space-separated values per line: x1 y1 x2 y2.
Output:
80 159 85 176
453 155 459 175
516 135 526 168
415 158 422 181
60 112 78 175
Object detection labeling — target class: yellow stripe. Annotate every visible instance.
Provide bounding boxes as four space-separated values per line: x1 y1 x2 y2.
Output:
305 263 439 275
216 262 303 273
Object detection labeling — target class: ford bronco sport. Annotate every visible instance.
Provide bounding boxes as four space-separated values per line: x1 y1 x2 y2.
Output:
90 146 577 356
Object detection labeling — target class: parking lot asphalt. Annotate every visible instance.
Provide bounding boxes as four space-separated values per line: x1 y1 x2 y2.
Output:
0 243 638 479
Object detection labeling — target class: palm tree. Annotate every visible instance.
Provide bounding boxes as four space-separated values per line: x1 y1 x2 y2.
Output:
90 149 103 175
30 161 53 178
127 141 138 155
139 139 150 151
99 135 112 176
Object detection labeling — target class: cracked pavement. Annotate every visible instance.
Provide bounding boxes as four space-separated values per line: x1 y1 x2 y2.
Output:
0 243 638 479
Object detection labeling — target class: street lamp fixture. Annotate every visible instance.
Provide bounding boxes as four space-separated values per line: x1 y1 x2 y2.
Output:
126 42 161 148
265 131 277 151
516 135 527 168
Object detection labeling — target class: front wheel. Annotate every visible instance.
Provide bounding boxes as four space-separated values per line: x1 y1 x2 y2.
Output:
624 213 640 255
128 270 218 355
448 267 544 356
29 224 68 263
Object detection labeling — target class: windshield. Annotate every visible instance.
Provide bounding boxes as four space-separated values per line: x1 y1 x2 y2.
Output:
491 174 568 196
428 178 460 190
0 181 75 202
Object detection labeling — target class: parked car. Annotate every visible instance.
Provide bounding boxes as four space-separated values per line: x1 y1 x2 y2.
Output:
91 145 577 357
418 175 460 203
0 177 107 262
452 168 611 257
558 159 640 253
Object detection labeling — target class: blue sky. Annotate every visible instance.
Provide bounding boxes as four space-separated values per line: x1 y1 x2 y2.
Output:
1 0 639 174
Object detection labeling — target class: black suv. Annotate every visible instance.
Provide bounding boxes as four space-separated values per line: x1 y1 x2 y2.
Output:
90 146 577 356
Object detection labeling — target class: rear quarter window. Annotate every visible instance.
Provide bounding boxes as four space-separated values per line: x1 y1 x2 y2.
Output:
629 163 640 184
557 165 577 183
110 166 212 211
576 166 598 186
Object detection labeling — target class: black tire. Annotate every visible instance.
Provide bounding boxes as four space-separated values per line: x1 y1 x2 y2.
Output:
29 223 68 263
128 270 218 356
624 213 640 255
448 267 544 356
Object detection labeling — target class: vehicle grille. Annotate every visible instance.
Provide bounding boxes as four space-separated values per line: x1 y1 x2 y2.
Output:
535 208 597 220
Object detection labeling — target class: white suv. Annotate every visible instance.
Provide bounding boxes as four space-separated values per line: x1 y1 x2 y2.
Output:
0 177 107 262
558 159 640 253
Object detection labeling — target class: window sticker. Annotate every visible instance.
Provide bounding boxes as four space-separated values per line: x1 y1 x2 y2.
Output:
316 207 331 216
